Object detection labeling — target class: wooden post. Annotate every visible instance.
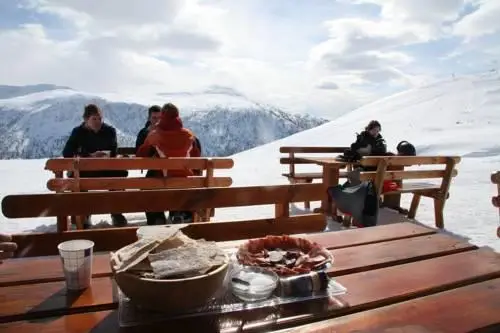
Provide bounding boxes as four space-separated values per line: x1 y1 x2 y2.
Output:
491 172 500 238
202 159 215 222
72 158 85 230
373 159 388 199
275 202 290 220
408 194 421 219
434 157 456 229
289 152 295 178
321 165 339 217
54 171 69 232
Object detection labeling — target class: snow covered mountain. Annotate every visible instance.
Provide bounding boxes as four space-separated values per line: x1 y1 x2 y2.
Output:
0 85 327 159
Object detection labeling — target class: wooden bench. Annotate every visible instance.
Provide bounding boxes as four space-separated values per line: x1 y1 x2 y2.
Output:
2 183 326 257
354 155 460 228
280 146 349 209
492 171 500 238
44 157 234 230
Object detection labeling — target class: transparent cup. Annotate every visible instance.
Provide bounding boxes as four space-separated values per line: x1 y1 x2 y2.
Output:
57 240 95 291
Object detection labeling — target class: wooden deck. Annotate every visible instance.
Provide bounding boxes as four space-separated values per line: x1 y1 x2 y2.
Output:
0 222 499 332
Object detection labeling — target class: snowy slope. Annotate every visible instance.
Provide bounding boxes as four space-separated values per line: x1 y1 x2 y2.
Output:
0 85 327 158
215 74 500 251
0 74 499 252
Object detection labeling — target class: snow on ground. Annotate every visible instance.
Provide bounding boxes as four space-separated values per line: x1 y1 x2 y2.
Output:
0 74 499 252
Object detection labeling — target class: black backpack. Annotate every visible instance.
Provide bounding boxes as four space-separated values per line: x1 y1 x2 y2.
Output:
397 141 416 156
327 180 379 227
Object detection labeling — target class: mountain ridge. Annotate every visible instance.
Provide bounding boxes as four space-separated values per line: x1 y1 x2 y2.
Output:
0 85 327 159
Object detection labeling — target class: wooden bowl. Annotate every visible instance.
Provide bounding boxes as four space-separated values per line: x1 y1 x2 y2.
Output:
114 253 229 313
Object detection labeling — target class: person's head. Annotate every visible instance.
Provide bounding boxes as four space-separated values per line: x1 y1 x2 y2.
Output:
83 104 103 132
148 105 161 126
161 103 180 119
365 120 381 137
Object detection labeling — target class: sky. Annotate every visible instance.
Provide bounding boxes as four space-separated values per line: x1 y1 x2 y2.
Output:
0 0 500 118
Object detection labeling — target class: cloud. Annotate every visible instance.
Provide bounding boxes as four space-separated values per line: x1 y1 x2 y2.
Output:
26 0 184 27
316 81 339 90
308 17 416 87
347 0 465 38
1 0 499 119
454 1 500 39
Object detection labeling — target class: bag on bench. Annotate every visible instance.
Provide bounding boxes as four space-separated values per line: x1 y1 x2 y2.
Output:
327 180 379 227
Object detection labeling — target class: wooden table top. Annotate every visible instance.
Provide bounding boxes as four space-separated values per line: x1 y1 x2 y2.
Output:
296 157 349 167
1 222 499 333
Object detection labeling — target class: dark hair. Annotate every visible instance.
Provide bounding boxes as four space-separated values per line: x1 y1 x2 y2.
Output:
148 105 161 116
161 103 179 118
365 120 381 131
83 104 101 119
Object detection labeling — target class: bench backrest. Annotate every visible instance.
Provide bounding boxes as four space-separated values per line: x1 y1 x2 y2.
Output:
279 146 348 176
44 157 234 191
45 157 233 173
3 183 322 218
358 156 461 197
3 183 326 256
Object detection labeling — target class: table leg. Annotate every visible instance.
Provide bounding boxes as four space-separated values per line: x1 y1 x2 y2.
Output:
321 166 340 216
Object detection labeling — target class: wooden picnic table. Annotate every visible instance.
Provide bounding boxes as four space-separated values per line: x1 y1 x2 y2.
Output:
1 222 499 332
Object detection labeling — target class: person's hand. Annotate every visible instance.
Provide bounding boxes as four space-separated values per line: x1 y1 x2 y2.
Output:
0 233 17 264
148 122 157 131
90 151 109 158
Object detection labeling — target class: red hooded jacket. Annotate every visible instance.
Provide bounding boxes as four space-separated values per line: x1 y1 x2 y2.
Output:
136 111 201 177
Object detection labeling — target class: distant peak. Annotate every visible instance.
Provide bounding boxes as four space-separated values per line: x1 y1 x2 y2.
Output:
157 85 245 99
203 85 245 97
0 83 72 91
0 83 73 99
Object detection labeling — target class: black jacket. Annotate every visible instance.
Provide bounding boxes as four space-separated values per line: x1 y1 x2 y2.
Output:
135 121 150 152
350 131 387 156
62 123 118 158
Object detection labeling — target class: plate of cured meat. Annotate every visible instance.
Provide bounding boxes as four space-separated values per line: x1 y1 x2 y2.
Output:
236 235 333 277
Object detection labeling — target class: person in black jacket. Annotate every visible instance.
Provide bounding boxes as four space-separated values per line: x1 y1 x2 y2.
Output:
350 120 387 157
339 120 388 164
135 105 162 153
62 104 128 228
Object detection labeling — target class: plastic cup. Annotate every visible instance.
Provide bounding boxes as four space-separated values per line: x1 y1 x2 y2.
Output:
57 240 95 291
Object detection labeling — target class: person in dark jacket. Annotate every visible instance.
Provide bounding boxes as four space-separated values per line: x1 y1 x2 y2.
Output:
338 120 387 164
62 104 128 228
350 120 387 157
135 105 162 153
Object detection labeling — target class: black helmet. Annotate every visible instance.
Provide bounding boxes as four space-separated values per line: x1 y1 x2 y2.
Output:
397 141 416 156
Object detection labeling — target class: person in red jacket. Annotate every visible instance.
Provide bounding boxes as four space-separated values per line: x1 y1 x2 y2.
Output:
137 103 201 224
